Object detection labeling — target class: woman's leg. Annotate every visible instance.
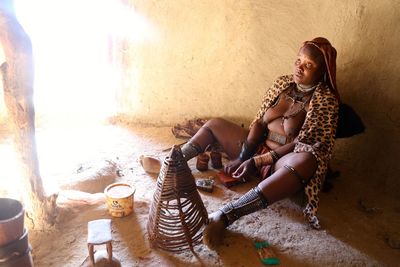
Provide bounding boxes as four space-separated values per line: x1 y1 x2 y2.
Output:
203 152 317 248
257 152 317 203
181 118 248 160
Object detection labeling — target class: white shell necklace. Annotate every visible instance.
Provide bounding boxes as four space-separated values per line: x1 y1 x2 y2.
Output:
296 83 318 93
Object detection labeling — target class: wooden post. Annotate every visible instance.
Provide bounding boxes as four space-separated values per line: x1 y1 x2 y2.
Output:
0 0 57 229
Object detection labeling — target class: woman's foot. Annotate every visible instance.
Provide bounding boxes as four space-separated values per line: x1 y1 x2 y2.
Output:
203 210 227 249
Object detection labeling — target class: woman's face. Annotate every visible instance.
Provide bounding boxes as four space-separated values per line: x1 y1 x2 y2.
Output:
293 44 326 87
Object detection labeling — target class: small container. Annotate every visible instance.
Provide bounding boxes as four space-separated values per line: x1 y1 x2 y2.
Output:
0 198 25 246
195 178 214 193
104 183 136 217
210 151 223 169
196 153 209 171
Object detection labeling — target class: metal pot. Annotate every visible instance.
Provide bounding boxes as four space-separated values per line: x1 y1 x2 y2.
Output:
0 198 25 247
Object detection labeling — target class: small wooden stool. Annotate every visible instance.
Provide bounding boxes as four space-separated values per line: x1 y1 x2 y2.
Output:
87 219 112 266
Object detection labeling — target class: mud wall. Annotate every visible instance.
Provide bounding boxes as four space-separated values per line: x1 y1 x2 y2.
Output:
118 0 400 195
0 1 398 195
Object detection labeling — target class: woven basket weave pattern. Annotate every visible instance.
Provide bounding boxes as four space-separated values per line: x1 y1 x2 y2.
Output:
147 146 208 252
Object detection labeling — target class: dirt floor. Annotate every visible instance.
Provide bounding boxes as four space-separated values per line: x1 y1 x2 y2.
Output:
2 122 400 266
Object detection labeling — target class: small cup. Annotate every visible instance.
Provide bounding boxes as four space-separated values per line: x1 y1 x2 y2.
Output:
210 151 223 169
196 153 209 171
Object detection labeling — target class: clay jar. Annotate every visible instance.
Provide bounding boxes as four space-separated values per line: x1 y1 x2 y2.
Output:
210 151 223 169
196 153 209 171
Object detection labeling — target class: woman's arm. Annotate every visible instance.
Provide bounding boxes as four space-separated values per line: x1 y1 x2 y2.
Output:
294 89 339 162
270 142 296 159
232 141 296 179
224 118 267 175
225 75 292 175
251 142 295 168
246 119 267 146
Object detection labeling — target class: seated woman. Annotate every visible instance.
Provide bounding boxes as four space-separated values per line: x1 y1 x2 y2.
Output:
180 37 340 247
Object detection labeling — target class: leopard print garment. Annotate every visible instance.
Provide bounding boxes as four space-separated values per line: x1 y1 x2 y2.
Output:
251 74 339 229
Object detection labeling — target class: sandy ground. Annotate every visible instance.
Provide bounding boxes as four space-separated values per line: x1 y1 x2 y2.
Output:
2 123 400 266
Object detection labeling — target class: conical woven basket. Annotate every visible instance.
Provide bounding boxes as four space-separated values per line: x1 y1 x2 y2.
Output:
147 145 208 252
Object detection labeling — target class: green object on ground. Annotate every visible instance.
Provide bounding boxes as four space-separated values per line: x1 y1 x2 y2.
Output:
255 241 280 265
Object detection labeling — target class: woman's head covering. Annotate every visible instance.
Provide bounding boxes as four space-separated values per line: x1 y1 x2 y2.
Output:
302 37 340 102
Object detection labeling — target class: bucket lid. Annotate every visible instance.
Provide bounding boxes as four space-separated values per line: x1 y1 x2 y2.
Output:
104 183 135 198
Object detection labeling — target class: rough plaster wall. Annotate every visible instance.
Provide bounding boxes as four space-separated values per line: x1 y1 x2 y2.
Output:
120 0 399 123
0 45 6 121
119 0 400 194
331 0 400 197
118 0 264 123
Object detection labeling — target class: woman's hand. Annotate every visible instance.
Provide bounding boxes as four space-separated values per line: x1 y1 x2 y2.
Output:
224 158 243 176
232 158 256 181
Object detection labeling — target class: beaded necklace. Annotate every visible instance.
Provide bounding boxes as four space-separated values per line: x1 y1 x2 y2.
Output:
281 85 315 125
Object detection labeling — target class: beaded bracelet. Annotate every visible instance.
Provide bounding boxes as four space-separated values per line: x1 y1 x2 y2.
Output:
269 150 280 163
253 153 273 168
